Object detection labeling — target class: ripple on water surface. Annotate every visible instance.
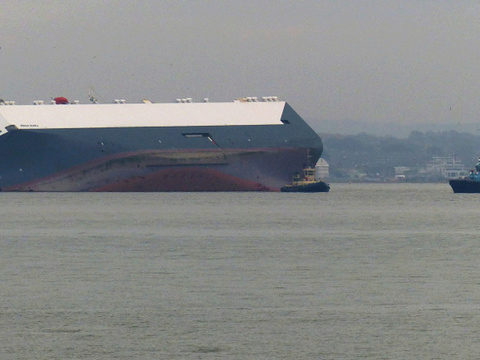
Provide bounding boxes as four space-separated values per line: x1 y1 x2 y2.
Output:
1 184 480 359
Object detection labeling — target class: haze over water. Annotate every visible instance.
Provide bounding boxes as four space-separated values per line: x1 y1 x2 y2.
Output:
1 184 480 359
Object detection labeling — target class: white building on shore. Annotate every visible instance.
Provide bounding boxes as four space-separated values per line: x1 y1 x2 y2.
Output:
315 158 329 180
426 155 468 179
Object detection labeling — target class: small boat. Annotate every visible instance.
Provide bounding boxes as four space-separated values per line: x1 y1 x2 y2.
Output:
281 167 330 192
449 178 480 193
450 157 480 193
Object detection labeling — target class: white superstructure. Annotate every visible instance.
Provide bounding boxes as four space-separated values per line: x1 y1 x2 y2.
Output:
0 101 286 131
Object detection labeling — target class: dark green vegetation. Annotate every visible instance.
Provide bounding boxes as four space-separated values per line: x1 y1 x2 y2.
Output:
321 131 480 181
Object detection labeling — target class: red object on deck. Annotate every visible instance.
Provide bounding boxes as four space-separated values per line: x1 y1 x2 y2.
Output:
54 97 69 104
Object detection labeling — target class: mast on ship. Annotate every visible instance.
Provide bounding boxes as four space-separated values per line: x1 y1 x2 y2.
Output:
88 89 99 104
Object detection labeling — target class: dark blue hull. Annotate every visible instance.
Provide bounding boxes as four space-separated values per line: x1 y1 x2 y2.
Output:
0 104 323 191
280 181 330 192
449 179 480 193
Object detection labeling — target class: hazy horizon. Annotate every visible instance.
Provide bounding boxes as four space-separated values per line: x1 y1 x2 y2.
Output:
312 117 480 138
1 1 479 134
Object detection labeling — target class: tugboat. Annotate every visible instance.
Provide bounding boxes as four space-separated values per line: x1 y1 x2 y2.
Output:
449 157 480 193
281 167 330 192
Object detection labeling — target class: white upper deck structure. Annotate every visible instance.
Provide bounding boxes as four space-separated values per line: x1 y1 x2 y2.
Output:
0 99 286 132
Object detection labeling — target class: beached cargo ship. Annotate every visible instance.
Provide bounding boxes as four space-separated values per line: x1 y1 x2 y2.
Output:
0 97 323 191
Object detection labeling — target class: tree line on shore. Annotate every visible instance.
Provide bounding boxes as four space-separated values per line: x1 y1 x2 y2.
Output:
320 130 480 181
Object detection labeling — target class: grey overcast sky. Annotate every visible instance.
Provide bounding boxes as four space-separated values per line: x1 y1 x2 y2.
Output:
1 0 479 130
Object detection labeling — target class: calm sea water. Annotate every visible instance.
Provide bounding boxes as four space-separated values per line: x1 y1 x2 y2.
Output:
1 183 480 359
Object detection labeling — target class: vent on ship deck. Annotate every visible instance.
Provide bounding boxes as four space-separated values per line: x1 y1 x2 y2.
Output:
182 132 219 146
182 132 211 138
